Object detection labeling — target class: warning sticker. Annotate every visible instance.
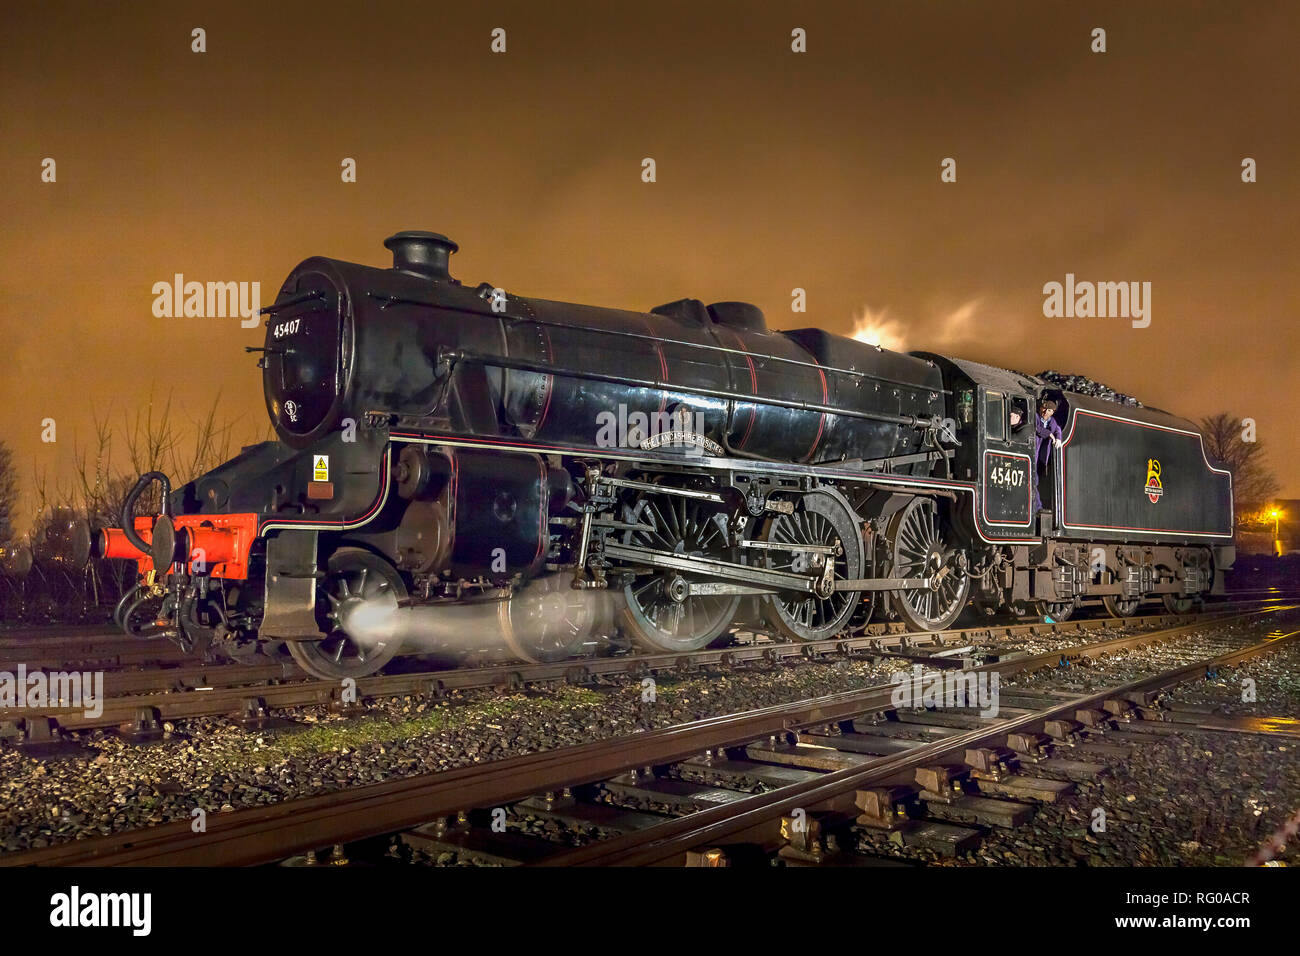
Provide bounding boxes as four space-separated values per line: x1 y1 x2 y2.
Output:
312 455 329 481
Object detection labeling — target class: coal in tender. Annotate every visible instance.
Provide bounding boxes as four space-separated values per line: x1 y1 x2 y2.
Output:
1036 370 1143 408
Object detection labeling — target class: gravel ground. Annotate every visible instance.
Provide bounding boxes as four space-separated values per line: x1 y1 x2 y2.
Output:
855 614 1300 867
0 609 1293 856
0 655 914 853
1161 635 1300 716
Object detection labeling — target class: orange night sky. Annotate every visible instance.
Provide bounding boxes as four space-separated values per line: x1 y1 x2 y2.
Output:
2 0 1296 530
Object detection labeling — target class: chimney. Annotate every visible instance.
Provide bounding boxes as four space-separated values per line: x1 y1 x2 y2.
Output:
384 231 458 281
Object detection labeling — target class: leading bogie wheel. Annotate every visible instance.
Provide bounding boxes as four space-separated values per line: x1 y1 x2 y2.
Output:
287 547 405 680
1162 593 1195 614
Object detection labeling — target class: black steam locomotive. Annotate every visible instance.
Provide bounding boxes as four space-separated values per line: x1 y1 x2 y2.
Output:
100 232 1235 679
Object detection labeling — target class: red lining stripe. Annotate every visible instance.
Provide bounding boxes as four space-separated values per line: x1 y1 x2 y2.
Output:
257 448 392 533
725 328 759 450
804 359 828 462
635 317 670 414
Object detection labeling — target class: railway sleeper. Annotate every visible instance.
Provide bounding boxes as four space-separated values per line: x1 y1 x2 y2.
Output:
797 730 923 757
860 818 984 859
401 821 559 867
14 716 87 759
922 795 1037 830
971 772 1076 805
678 753 823 790
963 747 1076 803
602 774 748 813
513 794 666 836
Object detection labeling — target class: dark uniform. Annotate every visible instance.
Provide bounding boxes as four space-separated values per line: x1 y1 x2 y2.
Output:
1033 414 1063 512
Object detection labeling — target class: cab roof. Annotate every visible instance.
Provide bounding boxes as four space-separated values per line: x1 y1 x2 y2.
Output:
909 352 1043 396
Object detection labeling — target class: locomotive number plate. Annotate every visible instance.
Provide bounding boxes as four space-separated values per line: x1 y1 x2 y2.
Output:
982 450 1032 528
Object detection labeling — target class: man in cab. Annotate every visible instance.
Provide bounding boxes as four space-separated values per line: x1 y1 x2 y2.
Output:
1033 398 1064 512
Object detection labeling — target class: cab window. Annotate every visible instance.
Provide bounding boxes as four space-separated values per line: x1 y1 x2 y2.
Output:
984 390 1005 441
1009 396 1030 443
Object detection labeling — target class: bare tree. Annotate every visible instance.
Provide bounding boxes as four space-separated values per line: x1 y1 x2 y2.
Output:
0 441 16 545
15 390 255 621
1200 413 1281 525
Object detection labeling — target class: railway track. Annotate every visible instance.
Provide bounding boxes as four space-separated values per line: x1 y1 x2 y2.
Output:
0 601 1287 734
3 605 1292 866
557 629 1300 867
0 631 192 671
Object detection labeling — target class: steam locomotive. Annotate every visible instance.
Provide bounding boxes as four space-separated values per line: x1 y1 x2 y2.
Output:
98 232 1235 679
